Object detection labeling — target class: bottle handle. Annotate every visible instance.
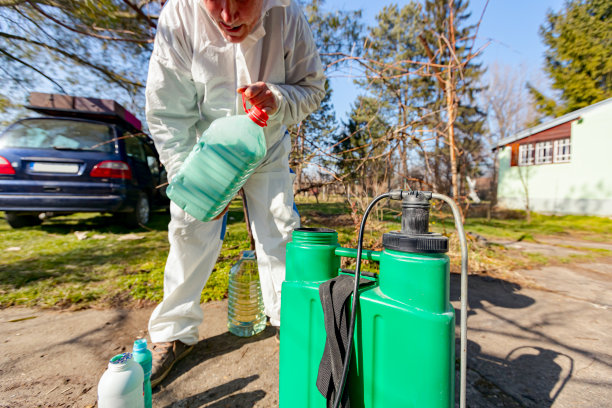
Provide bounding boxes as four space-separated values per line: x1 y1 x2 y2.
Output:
241 92 268 127
241 92 249 114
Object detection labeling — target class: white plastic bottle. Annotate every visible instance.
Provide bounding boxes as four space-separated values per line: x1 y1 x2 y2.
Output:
98 352 145 408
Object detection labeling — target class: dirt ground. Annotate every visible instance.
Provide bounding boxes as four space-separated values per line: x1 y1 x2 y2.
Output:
1 236 611 407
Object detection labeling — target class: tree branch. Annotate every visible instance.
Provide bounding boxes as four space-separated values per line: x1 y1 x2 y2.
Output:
0 47 66 92
418 34 445 89
0 0 28 5
0 31 143 90
121 0 156 29
27 0 152 43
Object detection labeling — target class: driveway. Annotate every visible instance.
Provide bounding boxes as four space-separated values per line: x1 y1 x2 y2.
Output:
459 237 612 407
0 238 610 407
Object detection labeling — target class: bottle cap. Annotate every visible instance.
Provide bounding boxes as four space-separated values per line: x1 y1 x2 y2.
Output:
109 352 133 365
133 338 148 351
242 93 268 127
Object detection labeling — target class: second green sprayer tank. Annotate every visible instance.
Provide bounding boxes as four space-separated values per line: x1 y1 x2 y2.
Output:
280 191 455 407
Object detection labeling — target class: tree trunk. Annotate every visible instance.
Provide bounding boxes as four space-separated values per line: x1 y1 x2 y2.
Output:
445 0 464 221
491 153 499 206
445 78 460 201
518 166 532 223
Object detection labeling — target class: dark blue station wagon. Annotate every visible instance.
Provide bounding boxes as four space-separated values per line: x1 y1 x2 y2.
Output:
0 115 168 228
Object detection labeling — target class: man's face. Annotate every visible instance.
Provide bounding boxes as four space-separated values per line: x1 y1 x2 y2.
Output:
203 0 264 43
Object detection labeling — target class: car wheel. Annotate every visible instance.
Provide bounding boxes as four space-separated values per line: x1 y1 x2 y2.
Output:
125 192 151 228
5 212 43 228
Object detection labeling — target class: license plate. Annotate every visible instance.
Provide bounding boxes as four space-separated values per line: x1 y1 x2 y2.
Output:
30 162 79 174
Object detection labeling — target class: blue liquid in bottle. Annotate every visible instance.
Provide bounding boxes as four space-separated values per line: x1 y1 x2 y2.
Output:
132 339 152 408
166 95 268 222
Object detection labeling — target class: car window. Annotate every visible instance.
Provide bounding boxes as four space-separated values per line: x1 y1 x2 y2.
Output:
142 142 160 176
0 119 114 152
124 135 147 162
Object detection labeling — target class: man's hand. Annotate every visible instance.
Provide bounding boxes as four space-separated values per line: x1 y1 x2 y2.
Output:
238 82 278 116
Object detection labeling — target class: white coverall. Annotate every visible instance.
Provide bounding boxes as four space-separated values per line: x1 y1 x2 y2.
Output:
145 0 325 345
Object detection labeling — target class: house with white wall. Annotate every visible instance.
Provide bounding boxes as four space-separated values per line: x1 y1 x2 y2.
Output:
496 98 612 217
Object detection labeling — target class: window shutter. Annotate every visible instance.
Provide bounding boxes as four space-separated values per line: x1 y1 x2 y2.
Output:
510 143 519 167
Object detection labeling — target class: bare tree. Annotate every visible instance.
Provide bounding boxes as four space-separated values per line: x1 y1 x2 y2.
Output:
482 62 538 205
417 0 488 219
517 165 532 223
327 0 487 216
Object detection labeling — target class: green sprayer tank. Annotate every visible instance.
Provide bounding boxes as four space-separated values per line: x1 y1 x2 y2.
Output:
280 191 455 408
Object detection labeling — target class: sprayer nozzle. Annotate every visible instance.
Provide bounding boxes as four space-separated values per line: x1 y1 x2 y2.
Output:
389 190 405 200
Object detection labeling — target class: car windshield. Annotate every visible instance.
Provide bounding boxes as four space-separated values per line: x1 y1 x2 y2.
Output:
0 118 115 153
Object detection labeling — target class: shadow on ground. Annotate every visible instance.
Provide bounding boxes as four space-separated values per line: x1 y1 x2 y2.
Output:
161 375 265 408
451 274 574 407
155 326 275 407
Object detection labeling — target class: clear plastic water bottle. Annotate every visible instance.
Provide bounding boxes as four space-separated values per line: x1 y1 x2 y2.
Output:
227 250 267 337
97 352 144 408
167 95 268 222
132 339 152 408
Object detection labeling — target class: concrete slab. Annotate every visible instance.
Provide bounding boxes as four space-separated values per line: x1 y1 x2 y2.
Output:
1 259 611 407
453 262 612 407
0 303 279 408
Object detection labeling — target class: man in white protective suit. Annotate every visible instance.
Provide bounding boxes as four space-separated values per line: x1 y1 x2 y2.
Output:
144 0 325 387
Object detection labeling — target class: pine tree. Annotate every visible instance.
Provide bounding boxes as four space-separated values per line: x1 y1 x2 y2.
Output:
331 95 392 191
528 0 612 117
331 115 370 185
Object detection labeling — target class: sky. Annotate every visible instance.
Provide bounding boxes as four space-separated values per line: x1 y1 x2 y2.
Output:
3 0 567 127
323 0 566 122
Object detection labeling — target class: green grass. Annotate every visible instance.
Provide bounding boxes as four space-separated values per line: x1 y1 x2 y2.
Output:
433 211 612 242
525 252 550 264
1 197 611 309
0 201 252 309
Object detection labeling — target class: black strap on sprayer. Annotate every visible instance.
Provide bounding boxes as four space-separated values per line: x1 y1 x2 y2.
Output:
318 192 392 408
316 274 374 407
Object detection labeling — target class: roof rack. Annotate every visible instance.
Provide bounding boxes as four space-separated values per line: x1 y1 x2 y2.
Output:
25 92 142 132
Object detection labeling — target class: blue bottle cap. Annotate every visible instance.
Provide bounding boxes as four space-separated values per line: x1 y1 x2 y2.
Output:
133 338 148 351
109 352 132 364
242 250 256 261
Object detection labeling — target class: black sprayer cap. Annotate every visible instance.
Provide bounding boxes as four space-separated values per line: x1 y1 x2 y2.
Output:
401 190 431 235
382 231 448 253
383 190 448 253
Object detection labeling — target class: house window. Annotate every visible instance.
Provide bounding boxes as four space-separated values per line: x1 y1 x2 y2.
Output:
554 138 571 162
512 137 571 167
535 141 553 164
518 144 534 166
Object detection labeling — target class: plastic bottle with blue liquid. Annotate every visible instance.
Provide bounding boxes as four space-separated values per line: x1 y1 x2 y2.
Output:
132 338 153 408
166 94 268 221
